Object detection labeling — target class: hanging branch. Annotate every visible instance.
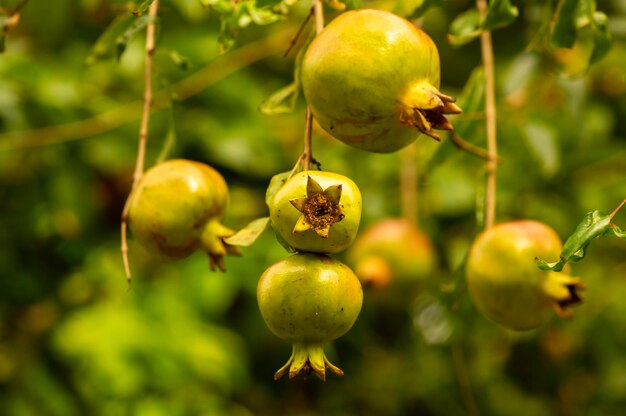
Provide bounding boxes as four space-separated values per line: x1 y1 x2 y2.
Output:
121 0 160 287
299 0 324 172
477 0 498 229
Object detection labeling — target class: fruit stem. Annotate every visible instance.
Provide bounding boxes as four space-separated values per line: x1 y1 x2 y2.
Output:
120 0 160 287
299 0 324 172
477 0 498 230
609 198 626 220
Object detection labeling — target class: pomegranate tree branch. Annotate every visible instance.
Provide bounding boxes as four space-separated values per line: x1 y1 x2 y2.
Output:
301 0 324 171
477 0 498 229
121 0 159 287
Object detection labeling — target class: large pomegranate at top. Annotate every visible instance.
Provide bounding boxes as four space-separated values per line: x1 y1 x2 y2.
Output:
301 9 461 153
466 220 584 331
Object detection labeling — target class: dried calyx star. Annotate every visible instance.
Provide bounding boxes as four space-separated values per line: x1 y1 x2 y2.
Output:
289 176 345 238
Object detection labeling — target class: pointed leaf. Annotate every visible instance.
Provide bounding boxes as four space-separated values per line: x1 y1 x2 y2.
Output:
536 210 620 271
224 217 270 246
259 82 298 114
589 11 611 65
265 171 291 207
550 0 578 48
482 0 519 31
115 14 154 61
448 9 482 46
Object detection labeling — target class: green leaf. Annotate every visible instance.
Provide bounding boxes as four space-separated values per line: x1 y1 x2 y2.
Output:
448 0 518 46
589 11 611 64
133 0 155 16
259 28 312 114
483 0 518 30
394 0 445 19
115 14 154 61
550 0 578 48
156 108 177 164
521 121 560 178
85 14 135 65
224 217 270 246
265 171 291 207
85 12 154 65
536 210 626 271
448 9 482 46
259 83 298 114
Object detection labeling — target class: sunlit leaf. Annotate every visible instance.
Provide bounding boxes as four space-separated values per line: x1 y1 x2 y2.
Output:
536 209 626 271
448 9 481 46
224 217 270 246
550 0 578 48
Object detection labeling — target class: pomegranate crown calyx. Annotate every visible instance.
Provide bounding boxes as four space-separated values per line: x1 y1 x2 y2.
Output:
289 176 345 238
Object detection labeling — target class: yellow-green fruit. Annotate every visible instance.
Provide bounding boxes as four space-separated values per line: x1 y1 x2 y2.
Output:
128 159 236 270
257 253 363 380
466 220 584 331
269 171 362 254
302 9 460 153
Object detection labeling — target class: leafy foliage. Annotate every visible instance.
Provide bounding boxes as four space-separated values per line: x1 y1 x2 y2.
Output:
537 203 626 272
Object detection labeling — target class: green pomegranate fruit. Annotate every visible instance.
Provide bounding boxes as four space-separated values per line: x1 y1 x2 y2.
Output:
269 171 362 254
466 220 584 331
257 253 363 380
346 218 437 293
301 9 461 153
128 159 238 271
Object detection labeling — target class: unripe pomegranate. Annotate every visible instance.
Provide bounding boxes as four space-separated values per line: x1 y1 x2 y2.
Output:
257 253 363 380
347 218 437 294
302 9 461 153
128 159 238 271
466 220 584 331
269 171 362 254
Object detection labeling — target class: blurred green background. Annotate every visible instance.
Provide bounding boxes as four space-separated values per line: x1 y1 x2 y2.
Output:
1 0 626 415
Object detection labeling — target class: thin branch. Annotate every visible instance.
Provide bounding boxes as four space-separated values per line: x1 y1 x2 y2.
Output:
10 0 30 15
299 0 324 172
284 6 314 57
400 143 418 225
477 0 498 229
0 28 293 151
303 107 313 171
450 131 498 162
452 346 481 416
121 0 159 287
609 198 626 220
